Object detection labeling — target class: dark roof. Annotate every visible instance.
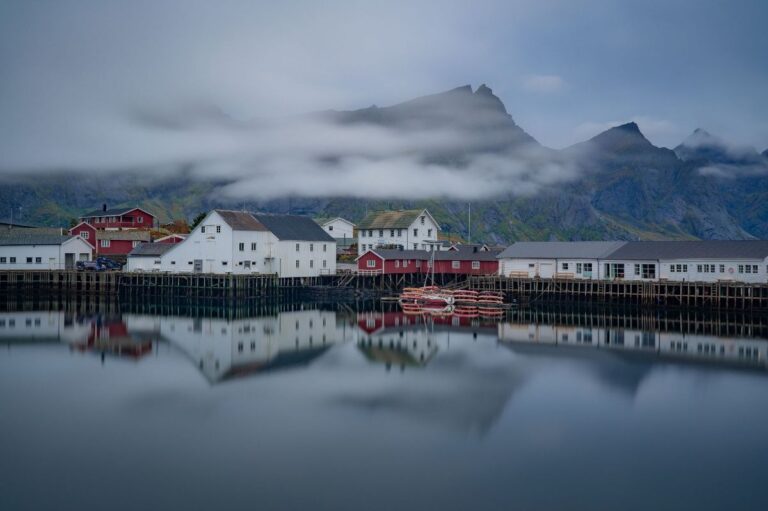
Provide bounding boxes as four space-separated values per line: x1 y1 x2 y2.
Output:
357 209 430 229
81 206 151 218
0 221 36 228
128 243 175 257
440 245 502 261
96 230 151 241
366 248 500 261
253 214 335 242
0 231 76 246
215 210 268 231
498 241 627 259
607 241 768 261
367 249 431 260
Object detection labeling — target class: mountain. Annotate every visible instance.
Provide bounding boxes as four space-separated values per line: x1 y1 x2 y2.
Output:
1 85 767 242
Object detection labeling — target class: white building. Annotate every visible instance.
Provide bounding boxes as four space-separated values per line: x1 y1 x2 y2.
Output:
158 210 336 277
497 240 768 284
357 209 440 256
319 217 355 241
602 240 768 283
0 231 93 270
126 243 174 272
497 241 625 279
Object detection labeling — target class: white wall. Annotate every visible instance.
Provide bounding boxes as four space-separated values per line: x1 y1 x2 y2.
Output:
126 256 162 272
273 240 337 278
658 259 768 283
357 210 439 256
0 238 92 270
323 219 354 241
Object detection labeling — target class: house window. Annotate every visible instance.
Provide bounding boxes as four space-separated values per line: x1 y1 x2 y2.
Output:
201 226 205 233
402 260 408 267
0 257 5 264
368 230 373 237
222 261 228 266
26 257 32 263
413 243 418 250
427 229 432 237
576 263 582 273
529 263 535 268
606 263 625 279
397 229 402 236
328 225 333 231
416 260 421 268
697 264 702 273
413 228 418 237
251 243 257 251
562 263 569 271
379 230 383 237
81 231 89 240
9 257 15 263
395 260 400 268
138 217 143 223
367 259 376 268
472 261 480 270
296 243 300 252
323 260 327 268
323 244 327 252
310 243 314 252
452 261 461 269
420 216 425 224
216 226 221 233
100 240 110 248
239 242 244 251
35 257 42 264
295 260 300 268
390 230 395 237
584 263 593 273
361 230 366 237
171 261 176 265
738 265 744 274
753 265 759 273
745 265 752 274
310 260 314 268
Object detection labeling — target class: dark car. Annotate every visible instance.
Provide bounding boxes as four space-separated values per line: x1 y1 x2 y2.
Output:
96 257 123 270
76 260 106 271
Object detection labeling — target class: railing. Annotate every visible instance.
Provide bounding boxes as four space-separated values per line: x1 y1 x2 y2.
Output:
357 269 383 276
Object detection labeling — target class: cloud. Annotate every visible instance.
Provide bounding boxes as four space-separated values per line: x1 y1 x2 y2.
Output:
521 74 566 94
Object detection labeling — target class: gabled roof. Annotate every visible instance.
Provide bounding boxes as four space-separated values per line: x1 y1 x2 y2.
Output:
215 210 268 231
360 247 500 262
357 209 437 230
607 240 768 261
436 246 501 261
0 231 77 246
80 206 155 219
153 233 187 242
128 243 175 257
96 230 151 241
362 249 432 261
253 214 335 242
317 217 356 228
497 241 627 259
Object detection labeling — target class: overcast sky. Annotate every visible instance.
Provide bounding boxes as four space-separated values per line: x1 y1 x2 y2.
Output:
1 0 767 175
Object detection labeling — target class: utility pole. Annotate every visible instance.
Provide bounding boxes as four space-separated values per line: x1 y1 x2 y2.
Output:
467 203 471 244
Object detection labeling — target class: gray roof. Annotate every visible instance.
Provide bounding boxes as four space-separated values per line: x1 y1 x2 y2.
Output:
357 209 428 229
81 206 148 218
367 249 431 260
215 210 268 231
607 240 768 261
128 243 175 257
0 232 76 246
498 241 627 259
366 247 501 261
96 230 151 241
439 245 502 261
253 214 335 242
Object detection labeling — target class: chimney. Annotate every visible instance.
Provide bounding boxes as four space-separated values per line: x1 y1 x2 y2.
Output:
102 203 107 212
473 246 478 253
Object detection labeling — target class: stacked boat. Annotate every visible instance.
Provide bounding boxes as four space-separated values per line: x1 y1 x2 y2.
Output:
398 287 507 317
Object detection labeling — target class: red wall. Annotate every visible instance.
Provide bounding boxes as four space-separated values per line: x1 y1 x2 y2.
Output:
69 223 96 248
97 239 138 256
357 251 497 275
432 259 498 275
84 208 155 229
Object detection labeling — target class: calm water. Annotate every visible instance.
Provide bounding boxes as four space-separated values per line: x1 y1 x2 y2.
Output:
1 300 768 511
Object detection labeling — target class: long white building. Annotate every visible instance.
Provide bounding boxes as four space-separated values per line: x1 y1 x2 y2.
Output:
357 209 440 256
0 231 93 270
155 210 336 277
497 240 768 284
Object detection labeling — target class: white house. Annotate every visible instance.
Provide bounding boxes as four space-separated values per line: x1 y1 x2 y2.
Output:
319 217 355 241
158 210 336 277
357 209 440 256
601 240 768 283
0 231 93 270
126 243 174 272
497 241 626 279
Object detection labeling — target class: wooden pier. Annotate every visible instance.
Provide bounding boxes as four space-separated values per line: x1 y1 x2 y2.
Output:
3 270 768 311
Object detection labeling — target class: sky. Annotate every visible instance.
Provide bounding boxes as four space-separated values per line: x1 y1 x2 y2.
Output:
0 0 766 195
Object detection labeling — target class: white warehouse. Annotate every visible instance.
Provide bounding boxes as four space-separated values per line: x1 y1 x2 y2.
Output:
154 210 336 277
0 231 93 270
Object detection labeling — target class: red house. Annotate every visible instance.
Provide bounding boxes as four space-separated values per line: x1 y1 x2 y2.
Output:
79 204 156 229
95 230 151 257
69 222 97 248
356 246 500 275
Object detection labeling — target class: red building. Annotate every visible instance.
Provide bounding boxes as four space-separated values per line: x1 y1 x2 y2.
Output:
79 205 156 229
95 230 151 256
356 245 500 275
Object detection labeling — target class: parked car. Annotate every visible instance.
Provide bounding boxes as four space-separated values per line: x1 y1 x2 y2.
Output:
96 257 123 270
76 260 106 271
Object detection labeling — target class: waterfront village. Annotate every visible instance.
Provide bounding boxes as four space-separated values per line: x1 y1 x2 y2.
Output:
1 205 768 285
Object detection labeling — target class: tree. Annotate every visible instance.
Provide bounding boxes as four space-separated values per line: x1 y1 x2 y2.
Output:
190 212 207 229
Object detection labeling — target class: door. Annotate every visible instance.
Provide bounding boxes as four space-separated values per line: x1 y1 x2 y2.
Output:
193 259 203 273
65 253 75 270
